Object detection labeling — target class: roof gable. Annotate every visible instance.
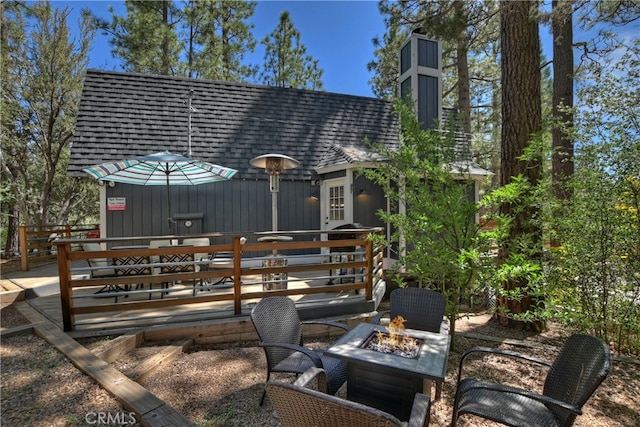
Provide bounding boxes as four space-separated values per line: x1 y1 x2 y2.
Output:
69 70 399 181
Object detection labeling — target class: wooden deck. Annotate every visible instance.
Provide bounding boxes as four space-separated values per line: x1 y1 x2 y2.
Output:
29 268 375 338
10 230 386 337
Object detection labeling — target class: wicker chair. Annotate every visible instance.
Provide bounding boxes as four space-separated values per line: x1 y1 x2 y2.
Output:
372 287 448 399
251 296 350 405
267 367 431 427
451 334 611 426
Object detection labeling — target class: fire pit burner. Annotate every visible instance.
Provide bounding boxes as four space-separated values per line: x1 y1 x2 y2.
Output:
360 330 425 359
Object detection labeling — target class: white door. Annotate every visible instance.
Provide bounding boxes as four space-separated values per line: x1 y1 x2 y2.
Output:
323 178 350 231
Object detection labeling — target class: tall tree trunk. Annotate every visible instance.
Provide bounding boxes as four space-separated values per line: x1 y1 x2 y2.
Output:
457 41 471 135
3 207 19 258
454 0 472 135
161 0 171 75
187 0 195 78
498 0 544 331
552 0 574 200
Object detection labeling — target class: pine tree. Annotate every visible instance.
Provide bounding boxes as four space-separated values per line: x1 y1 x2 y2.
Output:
367 4 408 100
260 11 323 90
187 0 258 81
95 0 183 75
1 1 97 253
551 0 574 200
497 0 544 331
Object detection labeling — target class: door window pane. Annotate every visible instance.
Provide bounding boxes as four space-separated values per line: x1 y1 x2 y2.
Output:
329 185 345 221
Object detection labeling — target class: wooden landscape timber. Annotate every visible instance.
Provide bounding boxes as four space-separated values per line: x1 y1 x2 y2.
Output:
12 301 195 427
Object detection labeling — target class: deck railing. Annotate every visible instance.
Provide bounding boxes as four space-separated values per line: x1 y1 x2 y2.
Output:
19 224 100 271
55 229 384 331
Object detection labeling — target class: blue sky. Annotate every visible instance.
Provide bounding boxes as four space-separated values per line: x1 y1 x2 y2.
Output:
54 0 387 98
53 1 633 99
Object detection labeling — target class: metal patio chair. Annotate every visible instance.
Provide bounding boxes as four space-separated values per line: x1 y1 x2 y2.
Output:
266 367 431 427
81 242 120 300
451 334 611 427
372 287 448 399
112 249 152 301
181 237 211 263
250 296 350 405
159 251 200 297
182 237 212 292
148 239 172 267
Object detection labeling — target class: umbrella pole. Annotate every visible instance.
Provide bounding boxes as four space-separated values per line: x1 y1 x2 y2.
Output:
166 171 173 234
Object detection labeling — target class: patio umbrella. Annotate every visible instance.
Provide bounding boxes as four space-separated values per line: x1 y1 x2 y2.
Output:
83 151 238 232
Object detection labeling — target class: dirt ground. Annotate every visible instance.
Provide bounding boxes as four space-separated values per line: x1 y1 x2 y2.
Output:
1 304 639 427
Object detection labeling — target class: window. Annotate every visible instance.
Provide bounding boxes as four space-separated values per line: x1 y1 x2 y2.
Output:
418 75 438 130
418 39 438 69
400 41 411 75
401 77 412 100
329 185 345 221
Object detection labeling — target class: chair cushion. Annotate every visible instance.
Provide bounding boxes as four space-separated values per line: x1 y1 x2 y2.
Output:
82 243 116 276
273 351 319 375
82 242 106 266
91 267 117 277
181 238 211 261
209 258 233 268
456 378 560 427
148 239 172 263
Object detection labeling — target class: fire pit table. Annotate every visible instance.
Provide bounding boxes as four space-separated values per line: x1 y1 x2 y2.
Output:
324 321 450 421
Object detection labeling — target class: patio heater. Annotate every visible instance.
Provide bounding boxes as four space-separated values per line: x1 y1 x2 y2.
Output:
249 154 299 232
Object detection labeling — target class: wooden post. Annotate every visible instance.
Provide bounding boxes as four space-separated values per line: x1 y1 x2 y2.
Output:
365 239 373 300
233 236 242 315
19 226 29 271
57 242 74 331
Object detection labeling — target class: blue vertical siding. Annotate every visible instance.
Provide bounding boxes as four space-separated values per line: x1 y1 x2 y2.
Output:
106 179 320 237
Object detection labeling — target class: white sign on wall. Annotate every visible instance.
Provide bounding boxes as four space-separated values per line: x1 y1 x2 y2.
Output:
107 197 126 211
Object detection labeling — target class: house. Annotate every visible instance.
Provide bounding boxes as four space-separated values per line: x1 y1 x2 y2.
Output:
67 33 490 242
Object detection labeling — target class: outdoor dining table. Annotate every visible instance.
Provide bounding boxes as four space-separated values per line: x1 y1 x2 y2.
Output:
324 321 450 421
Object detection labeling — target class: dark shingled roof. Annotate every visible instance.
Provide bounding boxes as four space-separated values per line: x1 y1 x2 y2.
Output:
68 70 400 181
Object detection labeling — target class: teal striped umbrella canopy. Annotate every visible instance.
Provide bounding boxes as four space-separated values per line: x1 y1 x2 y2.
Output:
83 151 238 232
83 151 237 185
